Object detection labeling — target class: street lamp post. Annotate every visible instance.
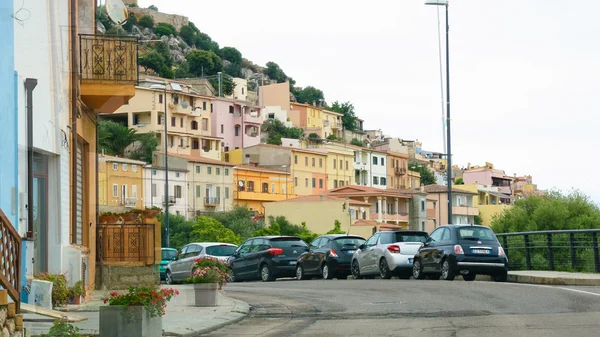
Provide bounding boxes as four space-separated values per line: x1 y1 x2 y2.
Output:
163 83 170 247
426 0 452 224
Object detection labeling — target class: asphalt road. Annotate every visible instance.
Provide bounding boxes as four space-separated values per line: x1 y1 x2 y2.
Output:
203 277 600 337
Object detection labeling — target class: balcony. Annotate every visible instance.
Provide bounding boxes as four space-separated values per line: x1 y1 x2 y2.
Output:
79 34 138 113
370 212 409 222
331 121 342 129
243 110 262 124
163 196 176 205
323 120 330 127
395 167 407 175
204 197 220 206
121 197 137 208
235 190 291 202
452 206 479 216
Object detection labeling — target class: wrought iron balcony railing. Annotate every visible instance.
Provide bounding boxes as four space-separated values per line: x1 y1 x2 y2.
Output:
79 34 138 84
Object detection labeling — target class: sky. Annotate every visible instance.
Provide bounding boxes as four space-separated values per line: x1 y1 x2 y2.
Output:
139 0 600 203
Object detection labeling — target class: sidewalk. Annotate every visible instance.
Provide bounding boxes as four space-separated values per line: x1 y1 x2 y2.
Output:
24 286 250 337
474 270 600 286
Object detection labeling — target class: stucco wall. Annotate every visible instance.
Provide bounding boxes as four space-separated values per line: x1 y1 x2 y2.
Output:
129 8 189 31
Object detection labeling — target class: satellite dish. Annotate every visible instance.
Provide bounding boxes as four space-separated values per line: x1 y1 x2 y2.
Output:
181 100 189 109
238 181 244 187
360 207 365 213
105 0 128 25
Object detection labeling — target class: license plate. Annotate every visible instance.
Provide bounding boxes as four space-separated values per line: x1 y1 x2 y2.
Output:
408 258 413 264
472 249 490 254
289 261 297 265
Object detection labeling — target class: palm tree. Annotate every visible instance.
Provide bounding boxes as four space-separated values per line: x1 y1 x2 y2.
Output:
98 120 139 157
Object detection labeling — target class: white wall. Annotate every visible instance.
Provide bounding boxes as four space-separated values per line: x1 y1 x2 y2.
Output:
14 0 70 277
263 106 292 127
371 153 388 189
143 168 189 218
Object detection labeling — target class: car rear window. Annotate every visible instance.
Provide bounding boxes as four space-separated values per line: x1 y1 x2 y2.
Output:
333 237 365 248
205 245 237 256
270 238 307 248
458 227 497 242
161 250 177 260
381 232 428 244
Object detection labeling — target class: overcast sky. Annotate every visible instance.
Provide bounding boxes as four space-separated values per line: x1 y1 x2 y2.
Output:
139 0 600 203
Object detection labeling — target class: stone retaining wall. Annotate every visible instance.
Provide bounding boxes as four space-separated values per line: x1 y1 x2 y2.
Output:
129 8 189 31
0 291 24 337
95 263 159 290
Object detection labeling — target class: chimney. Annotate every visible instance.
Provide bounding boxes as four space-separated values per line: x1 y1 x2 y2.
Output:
420 184 425 193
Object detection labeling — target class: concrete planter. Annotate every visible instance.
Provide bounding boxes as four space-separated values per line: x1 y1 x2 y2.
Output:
99 305 162 337
193 283 219 307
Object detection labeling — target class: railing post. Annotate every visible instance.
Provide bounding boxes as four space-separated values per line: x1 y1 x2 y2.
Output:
120 224 125 262
570 232 576 270
593 232 600 273
502 236 509 262
547 233 554 271
138 225 141 262
524 234 532 270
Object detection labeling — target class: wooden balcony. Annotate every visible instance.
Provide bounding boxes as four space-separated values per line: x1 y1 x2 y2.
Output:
452 206 480 216
79 34 138 113
369 212 410 222
0 210 22 311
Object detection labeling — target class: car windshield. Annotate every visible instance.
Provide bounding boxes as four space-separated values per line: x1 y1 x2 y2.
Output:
458 227 497 242
205 245 237 257
383 232 428 244
334 237 365 248
270 238 307 248
161 250 177 260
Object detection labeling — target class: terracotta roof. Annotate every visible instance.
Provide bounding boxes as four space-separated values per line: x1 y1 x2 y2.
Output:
248 143 328 156
99 155 147 165
234 165 291 175
351 220 378 227
154 152 235 167
326 185 414 198
275 195 371 206
385 151 409 159
423 184 477 195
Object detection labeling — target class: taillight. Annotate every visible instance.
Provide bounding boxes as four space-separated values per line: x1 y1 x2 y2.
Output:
498 247 506 256
267 248 283 256
387 245 401 254
329 249 338 258
454 245 464 254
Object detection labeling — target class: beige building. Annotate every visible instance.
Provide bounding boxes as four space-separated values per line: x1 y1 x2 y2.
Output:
424 184 479 232
322 110 344 139
98 155 146 211
108 77 222 161
264 195 374 238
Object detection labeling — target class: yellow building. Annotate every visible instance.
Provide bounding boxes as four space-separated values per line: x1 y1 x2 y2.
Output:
461 183 511 226
407 170 421 189
233 165 295 215
108 77 222 160
98 155 146 210
322 144 355 189
322 110 344 139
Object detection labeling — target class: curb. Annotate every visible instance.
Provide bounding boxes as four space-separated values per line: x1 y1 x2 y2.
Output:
506 273 600 286
169 297 250 337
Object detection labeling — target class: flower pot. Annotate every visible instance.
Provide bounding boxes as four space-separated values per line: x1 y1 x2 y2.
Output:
100 306 162 337
100 215 119 224
142 209 160 219
193 283 219 307
69 296 81 305
121 213 138 224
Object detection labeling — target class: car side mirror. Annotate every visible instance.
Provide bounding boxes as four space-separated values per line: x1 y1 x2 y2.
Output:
359 244 365 250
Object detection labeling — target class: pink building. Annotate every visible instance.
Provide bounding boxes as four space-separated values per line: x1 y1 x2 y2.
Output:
210 98 262 151
462 166 513 197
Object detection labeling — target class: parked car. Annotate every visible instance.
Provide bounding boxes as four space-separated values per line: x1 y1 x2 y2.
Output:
160 248 177 281
351 230 429 279
296 235 366 280
165 242 238 284
228 236 308 282
412 224 508 282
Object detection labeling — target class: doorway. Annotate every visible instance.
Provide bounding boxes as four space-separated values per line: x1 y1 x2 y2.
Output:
33 153 48 275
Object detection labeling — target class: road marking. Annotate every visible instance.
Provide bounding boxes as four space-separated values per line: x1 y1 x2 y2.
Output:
498 282 600 297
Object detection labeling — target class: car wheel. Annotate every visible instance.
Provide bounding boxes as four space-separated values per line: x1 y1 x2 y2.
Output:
441 259 455 281
379 258 392 279
165 270 173 285
322 263 334 280
463 273 476 281
296 265 308 281
351 260 363 279
493 272 508 282
412 259 426 280
260 264 274 282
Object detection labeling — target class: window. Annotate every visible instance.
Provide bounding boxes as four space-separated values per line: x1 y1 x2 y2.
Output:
339 180 345 187
268 113 275 119
202 101 207 110
216 186 221 200
333 160 336 169
210 103 213 112
173 95 179 104
242 87 245 94
221 124 224 133
339 160 343 169
294 155 298 164
422 221 426 232
319 179 323 188
262 183 269 193
159 94 163 104
196 185 201 197
380 177 387 186
158 114 162 125
312 178 316 188
334 180 338 188
225 168 229 176
373 176 379 185
174 185 182 198
248 181 255 192
319 158 323 167
171 117 176 127
391 159 395 168
202 118 208 131
192 140 199 150
216 168 220 175
234 125 240 136
196 166 200 173
112 184 118 197
151 184 157 197
178 138 184 147
346 161 349 170
305 178 308 187
373 156 378 165
207 167 212 174
175 172 180 178
132 185 137 198
312 158 315 167
180 118 183 128
112 163 118 171
191 121 198 130
132 165 137 172
421 200 425 211
381 158 385 166
365 234 380 247
225 187 229 199
152 170 157 176
229 106 234 114
304 157 308 166
122 164 128 171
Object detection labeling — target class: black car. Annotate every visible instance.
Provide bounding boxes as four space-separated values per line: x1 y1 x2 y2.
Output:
228 236 308 282
296 234 366 280
412 225 508 282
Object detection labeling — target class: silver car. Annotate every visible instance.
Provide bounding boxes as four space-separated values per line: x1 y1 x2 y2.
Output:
351 230 429 279
165 242 237 284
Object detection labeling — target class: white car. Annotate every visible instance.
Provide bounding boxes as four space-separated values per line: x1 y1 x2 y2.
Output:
165 242 237 284
351 230 429 279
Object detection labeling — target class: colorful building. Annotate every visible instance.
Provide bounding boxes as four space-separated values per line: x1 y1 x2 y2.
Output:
322 110 344 139
233 165 294 215
98 156 146 210
462 162 514 197
211 97 262 151
424 184 479 231
460 183 512 226
144 157 189 218
386 151 410 190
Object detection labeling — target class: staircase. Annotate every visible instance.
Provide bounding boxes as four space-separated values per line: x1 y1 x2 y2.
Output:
0 209 22 312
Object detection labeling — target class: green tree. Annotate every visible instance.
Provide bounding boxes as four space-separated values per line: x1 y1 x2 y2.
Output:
295 86 325 105
128 132 159 163
174 61 191 78
97 6 114 31
261 119 304 145
408 161 436 186
253 221 281 237
220 47 242 64
209 76 236 96
455 177 464 185
307 133 322 144
155 42 173 67
138 50 166 74
98 120 138 157
179 25 196 46
190 217 242 245
159 65 175 79
330 101 357 131
158 213 193 249
350 138 365 147
326 134 341 141
138 15 155 29
209 206 264 239
193 33 219 53
154 23 177 37
123 13 137 32
186 50 222 76
224 62 243 78
473 215 483 225
265 61 288 83
148 5 158 11
327 220 346 234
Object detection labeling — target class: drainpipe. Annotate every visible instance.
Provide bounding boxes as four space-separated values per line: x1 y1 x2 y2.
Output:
70 0 78 245
25 78 37 239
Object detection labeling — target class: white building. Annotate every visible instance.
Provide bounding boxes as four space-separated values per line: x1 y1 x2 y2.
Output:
351 147 388 189
143 166 189 218
263 106 293 127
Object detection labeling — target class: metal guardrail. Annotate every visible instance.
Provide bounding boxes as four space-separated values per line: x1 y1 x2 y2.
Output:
496 229 600 273
0 209 22 311
79 34 138 84
97 224 155 263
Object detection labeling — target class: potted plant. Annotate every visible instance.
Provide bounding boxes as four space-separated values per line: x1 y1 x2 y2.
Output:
186 257 229 307
142 206 161 219
67 280 86 305
120 211 139 224
100 286 178 337
99 212 119 224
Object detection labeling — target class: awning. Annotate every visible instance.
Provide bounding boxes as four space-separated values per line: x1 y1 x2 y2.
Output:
487 191 513 200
